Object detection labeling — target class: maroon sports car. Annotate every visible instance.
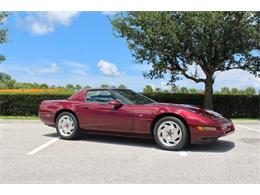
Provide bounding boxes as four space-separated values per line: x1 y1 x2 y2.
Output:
39 88 235 150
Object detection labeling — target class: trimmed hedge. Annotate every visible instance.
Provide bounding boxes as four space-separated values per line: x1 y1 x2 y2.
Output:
0 93 259 118
0 94 71 116
146 93 260 119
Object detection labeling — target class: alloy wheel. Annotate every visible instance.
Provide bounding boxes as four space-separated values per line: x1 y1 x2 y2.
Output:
58 115 75 137
157 120 182 147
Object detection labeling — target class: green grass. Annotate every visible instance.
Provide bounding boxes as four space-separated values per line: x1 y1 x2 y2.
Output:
0 116 39 120
0 91 74 95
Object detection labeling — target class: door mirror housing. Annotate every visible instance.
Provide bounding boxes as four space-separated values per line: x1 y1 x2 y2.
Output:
109 100 122 109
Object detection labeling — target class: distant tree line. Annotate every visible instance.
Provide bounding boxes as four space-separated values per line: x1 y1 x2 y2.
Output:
143 85 259 95
0 72 127 91
0 72 259 95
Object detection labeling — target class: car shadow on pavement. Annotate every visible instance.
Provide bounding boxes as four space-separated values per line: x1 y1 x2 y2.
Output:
81 133 157 149
184 140 235 153
43 133 235 153
43 132 58 138
44 132 157 149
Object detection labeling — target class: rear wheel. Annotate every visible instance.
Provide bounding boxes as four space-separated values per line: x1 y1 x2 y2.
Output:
56 112 81 139
153 116 188 151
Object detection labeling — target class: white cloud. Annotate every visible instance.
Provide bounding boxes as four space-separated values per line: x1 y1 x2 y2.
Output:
214 69 260 90
64 60 88 76
37 63 58 74
18 12 80 35
65 61 88 69
97 59 124 77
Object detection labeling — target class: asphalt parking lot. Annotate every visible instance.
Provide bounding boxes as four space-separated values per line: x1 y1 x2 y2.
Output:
0 120 259 183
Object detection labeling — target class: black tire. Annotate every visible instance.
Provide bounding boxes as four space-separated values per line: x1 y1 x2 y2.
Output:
153 116 188 151
55 112 81 140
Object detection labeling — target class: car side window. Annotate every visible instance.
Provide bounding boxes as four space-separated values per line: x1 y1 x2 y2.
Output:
85 90 115 103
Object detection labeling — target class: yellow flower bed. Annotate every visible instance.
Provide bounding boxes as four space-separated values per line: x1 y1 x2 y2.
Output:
0 88 65 93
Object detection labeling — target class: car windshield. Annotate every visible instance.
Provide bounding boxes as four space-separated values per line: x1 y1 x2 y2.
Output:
113 90 156 105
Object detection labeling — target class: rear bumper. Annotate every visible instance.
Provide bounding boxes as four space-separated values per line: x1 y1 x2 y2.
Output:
189 122 235 144
38 111 55 126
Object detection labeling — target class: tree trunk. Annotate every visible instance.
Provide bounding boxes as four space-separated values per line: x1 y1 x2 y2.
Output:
204 76 214 109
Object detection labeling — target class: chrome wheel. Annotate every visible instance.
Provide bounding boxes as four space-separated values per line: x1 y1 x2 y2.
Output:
157 121 182 147
58 115 75 137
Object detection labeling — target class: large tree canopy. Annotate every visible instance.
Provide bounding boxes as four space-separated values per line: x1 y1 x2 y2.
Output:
0 12 8 64
112 12 260 108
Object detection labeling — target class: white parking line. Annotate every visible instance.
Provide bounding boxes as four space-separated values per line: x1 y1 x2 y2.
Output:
179 151 188 156
27 138 59 155
237 125 260 133
0 124 9 126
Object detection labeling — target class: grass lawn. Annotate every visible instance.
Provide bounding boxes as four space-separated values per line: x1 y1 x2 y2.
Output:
0 116 39 120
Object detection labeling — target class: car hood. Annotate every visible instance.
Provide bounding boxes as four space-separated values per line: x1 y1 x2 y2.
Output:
151 102 230 122
151 102 203 111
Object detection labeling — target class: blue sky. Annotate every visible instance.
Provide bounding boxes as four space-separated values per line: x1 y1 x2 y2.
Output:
0 12 259 92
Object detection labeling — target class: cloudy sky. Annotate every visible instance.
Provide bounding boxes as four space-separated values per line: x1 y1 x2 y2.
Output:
0 12 259 91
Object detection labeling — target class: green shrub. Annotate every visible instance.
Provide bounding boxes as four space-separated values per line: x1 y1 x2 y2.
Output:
0 94 71 116
0 93 259 118
145 93 260 118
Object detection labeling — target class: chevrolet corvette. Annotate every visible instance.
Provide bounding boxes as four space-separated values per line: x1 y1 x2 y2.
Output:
38 88 235 150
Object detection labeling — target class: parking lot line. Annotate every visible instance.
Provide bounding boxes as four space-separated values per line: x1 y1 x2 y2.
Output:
236 125 260 133
27 138 59 155
178 151 188 156
0 124 9 126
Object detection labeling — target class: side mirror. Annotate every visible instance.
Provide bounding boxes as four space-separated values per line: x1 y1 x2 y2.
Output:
109 100 122 109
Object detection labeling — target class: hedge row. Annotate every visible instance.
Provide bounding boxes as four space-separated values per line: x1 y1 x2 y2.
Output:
0 94 71 116
0 93 259 118
146 93 260 118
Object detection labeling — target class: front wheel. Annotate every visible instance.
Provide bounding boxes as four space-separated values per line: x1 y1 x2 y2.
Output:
153 116 189 151
56 112 81 140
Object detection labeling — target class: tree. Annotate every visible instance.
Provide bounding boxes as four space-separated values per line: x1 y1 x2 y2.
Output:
100 84 110 89
230 88 240 95
32 83 40 88
162 89 169 93
244 87 256 95
0 73 16 89
40 83 49 89
154 87 162 93
118 84 127 89
220 87 231 95
170 85 179 93
143 85 154 94
239 89 246 95
189 88 198 94
112 12 260 109
179 87 189 94
75 84 82 91
0 12 8 64
0 72 11 81
66 84 75 91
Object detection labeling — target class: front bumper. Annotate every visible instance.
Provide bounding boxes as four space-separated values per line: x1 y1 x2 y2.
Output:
189 122 235 144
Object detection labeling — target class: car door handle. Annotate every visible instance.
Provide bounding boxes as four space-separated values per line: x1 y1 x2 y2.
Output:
82 106 89 109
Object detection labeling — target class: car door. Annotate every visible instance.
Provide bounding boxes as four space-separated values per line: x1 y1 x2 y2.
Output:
78 90 134 132
132 104 157 134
